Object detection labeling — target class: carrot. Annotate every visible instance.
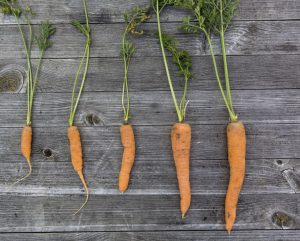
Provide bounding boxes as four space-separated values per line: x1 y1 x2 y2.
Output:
171 123 191 218
11 125 33 185
68 126 89 214
68 0 91 214
119 124 135 193
118 7 149 192
154 0 193 217
225 121 246 233
1 2 55 185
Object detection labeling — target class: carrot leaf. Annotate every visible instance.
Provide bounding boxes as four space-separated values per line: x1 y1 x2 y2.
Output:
121 6 150 123
69 0 91 127
178 0 239 121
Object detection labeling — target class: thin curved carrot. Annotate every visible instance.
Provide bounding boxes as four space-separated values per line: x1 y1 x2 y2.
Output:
119 124 135 193
12 125 33 186
171 122 191 218
225 121 246 234
68 126 89 214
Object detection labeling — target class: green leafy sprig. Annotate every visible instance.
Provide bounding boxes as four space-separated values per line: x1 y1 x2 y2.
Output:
153 0 193 122
29 21 56 120
121 6 150 123
178 0 239 121
1 0 56 125
69 0 91 127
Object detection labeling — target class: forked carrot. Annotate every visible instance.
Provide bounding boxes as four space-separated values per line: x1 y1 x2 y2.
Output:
225 121 246 233
171 123 191 218
119 124 135 193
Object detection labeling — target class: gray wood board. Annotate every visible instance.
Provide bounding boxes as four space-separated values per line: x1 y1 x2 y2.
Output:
0 124 299 159
1 55 300 93
0 231 300 241
0 0 299 24
0 0 300 239
2 231 300 241
0 193 299 232
0 90 300 127
0 21 300 59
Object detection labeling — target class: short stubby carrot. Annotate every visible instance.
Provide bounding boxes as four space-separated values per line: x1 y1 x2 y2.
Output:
13 125 33 184
68 126 89 214
171 123 191 218
21 126 32 162
119 124 135 193
225 121 246 234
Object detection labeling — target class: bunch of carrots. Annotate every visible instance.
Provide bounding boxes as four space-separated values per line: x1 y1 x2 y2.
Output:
0 0 55 185
1 0 247 232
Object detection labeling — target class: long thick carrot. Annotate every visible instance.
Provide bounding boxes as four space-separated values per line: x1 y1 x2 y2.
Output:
119 124 135 193
68 126 89 214
171 123 191 218
225 121 246 233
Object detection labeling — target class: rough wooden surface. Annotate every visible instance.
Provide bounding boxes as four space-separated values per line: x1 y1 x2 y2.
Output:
0 0 300 240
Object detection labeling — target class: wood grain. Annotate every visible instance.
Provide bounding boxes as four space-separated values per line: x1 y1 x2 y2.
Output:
0 89 300 127
0 0 300 238
0 0 299 24
0 193 299 232
1 55 300 93
0 21 299 59
0 231 300 241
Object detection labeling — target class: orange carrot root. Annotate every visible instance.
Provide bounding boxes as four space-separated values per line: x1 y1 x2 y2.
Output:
225 121 246 234
21 126 32 162
119 124 135 193
68 126 89 214
13 126 33 186
171 123 191 218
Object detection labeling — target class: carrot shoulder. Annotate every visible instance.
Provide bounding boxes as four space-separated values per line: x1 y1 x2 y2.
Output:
119 124 135 193
225 121 246 233
68 126 89 214
171 123 191 218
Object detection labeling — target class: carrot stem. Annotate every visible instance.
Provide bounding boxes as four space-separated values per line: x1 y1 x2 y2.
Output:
68 0 91 126
155 1 182 122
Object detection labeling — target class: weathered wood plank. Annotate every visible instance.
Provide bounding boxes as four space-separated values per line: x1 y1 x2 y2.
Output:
0 0 299 25
0 90 300 127
0 156 296 195
0 230 300 241
0 124 299 160
0 193 299 232
1 55 299 93
0 21 299 59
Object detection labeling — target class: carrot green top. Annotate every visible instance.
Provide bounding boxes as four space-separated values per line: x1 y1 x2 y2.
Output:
177 0 240 122
0 0 55 126
121 7 150 124
153 0 193 123
69 0 91 127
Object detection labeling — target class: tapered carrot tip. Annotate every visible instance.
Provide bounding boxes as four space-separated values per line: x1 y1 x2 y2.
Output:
119 174 129 193
226 219 233 234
